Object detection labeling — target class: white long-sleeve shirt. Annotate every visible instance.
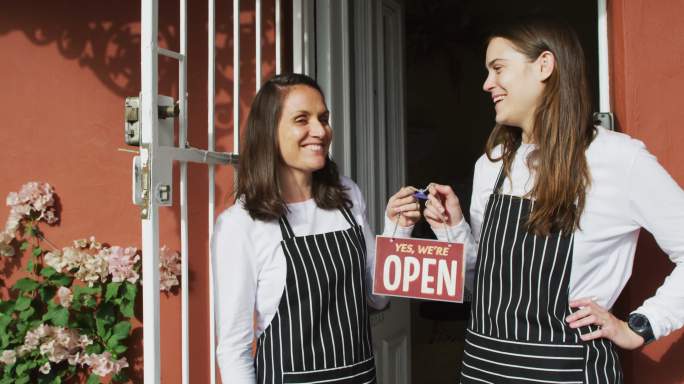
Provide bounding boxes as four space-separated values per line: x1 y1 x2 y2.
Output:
212 177 404 383
434 126 684 341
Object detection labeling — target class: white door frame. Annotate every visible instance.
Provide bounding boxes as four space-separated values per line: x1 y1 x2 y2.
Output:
597 0 610 112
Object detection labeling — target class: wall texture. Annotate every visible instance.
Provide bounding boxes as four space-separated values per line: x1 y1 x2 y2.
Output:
610 0 684 383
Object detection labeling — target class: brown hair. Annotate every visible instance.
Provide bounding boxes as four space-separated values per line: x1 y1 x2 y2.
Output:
237 73 351 221
484 19 595 235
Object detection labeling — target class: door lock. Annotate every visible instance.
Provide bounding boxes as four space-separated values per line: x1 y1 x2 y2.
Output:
124 96 141 146
124 96 180 146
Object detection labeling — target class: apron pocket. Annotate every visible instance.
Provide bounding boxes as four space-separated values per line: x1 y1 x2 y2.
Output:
282 356 376 384
462 329 585 384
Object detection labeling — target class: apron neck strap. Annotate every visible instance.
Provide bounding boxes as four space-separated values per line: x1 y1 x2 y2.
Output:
339 205 359 228
279 215 295 240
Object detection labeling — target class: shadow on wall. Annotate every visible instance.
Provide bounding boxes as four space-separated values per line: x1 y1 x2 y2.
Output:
0 0 276 137
614 232 684 384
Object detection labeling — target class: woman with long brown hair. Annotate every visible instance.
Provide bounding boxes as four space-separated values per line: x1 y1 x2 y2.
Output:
423 19 684 383
211 73 420 384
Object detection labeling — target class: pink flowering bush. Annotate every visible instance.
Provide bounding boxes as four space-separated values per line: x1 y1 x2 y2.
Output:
0 183 182 383
1 182 58 257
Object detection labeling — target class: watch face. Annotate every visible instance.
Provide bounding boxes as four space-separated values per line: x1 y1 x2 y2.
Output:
630 315 647 329
629 314 655 344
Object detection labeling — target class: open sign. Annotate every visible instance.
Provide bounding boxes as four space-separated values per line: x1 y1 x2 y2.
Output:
373 236 465 303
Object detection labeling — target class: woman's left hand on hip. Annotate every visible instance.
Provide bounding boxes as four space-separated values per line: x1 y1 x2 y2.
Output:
567 298 645 350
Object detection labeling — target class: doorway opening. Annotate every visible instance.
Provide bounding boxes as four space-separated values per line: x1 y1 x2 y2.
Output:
402 1 599 382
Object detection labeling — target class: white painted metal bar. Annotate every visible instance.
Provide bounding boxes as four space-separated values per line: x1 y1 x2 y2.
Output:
141 0 162 382
234 0 241 155
275 0 281 73
292 0 303 73
256 0 262 88
598 0 611 112
208 0 217 383
159 47 185 61
158 147 236 165
292 0 314 75
179 0 190 382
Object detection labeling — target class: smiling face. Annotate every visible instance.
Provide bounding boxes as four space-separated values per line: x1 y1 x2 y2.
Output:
483 37 547 132
277 84 332 181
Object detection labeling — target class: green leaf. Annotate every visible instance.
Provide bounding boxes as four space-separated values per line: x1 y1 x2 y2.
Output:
40 267 57 278
0 313 11 331
105 282 122 302
15 377 30 384
37 372 61 384
73 285 100 310
112 344 128 355
19 241 29 251
48 274 72 287
19 306 35 321
15 361 30 376
24 225 34 237
74 312 95 330
49 307 69 327
14 296 31 311
13 278 39 292
74 285 101 297
123 282 137 302
106 336 120 349
112 321 131 340
39 285 56 302
83 295 97 308
85 343 103 354
112 371 129 383
87 374 101 384
95 304 115 339
0 301 13 313
16 321 29 335
26 259 34 272
119 300 134 317
32 246 42 257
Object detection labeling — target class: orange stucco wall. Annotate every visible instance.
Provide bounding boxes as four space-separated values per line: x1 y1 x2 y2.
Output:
609 0 684 383
0 1 282 382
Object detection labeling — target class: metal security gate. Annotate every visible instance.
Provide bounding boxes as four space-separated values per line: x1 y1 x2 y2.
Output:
130 0 282 383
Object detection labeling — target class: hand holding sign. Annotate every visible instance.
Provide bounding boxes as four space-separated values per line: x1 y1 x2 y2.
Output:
386 186 422 228
425 183 463 227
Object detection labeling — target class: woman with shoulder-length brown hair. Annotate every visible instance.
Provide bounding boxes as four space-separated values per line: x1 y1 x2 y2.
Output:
211 73 421 384
423 19 684 383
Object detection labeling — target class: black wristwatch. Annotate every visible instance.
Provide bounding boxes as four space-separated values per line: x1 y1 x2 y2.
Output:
627 313 655 345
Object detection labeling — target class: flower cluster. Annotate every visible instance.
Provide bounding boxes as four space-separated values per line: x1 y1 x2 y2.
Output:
0 325 128 377
44 237 179 290
1 182 58 256
44 237 111 286
108 246 141 284
159 245 181 292
80 351 129 377
56 286 73 308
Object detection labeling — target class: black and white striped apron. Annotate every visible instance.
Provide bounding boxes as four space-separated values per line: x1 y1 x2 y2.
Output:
255 206 377 384
461 163 623 384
